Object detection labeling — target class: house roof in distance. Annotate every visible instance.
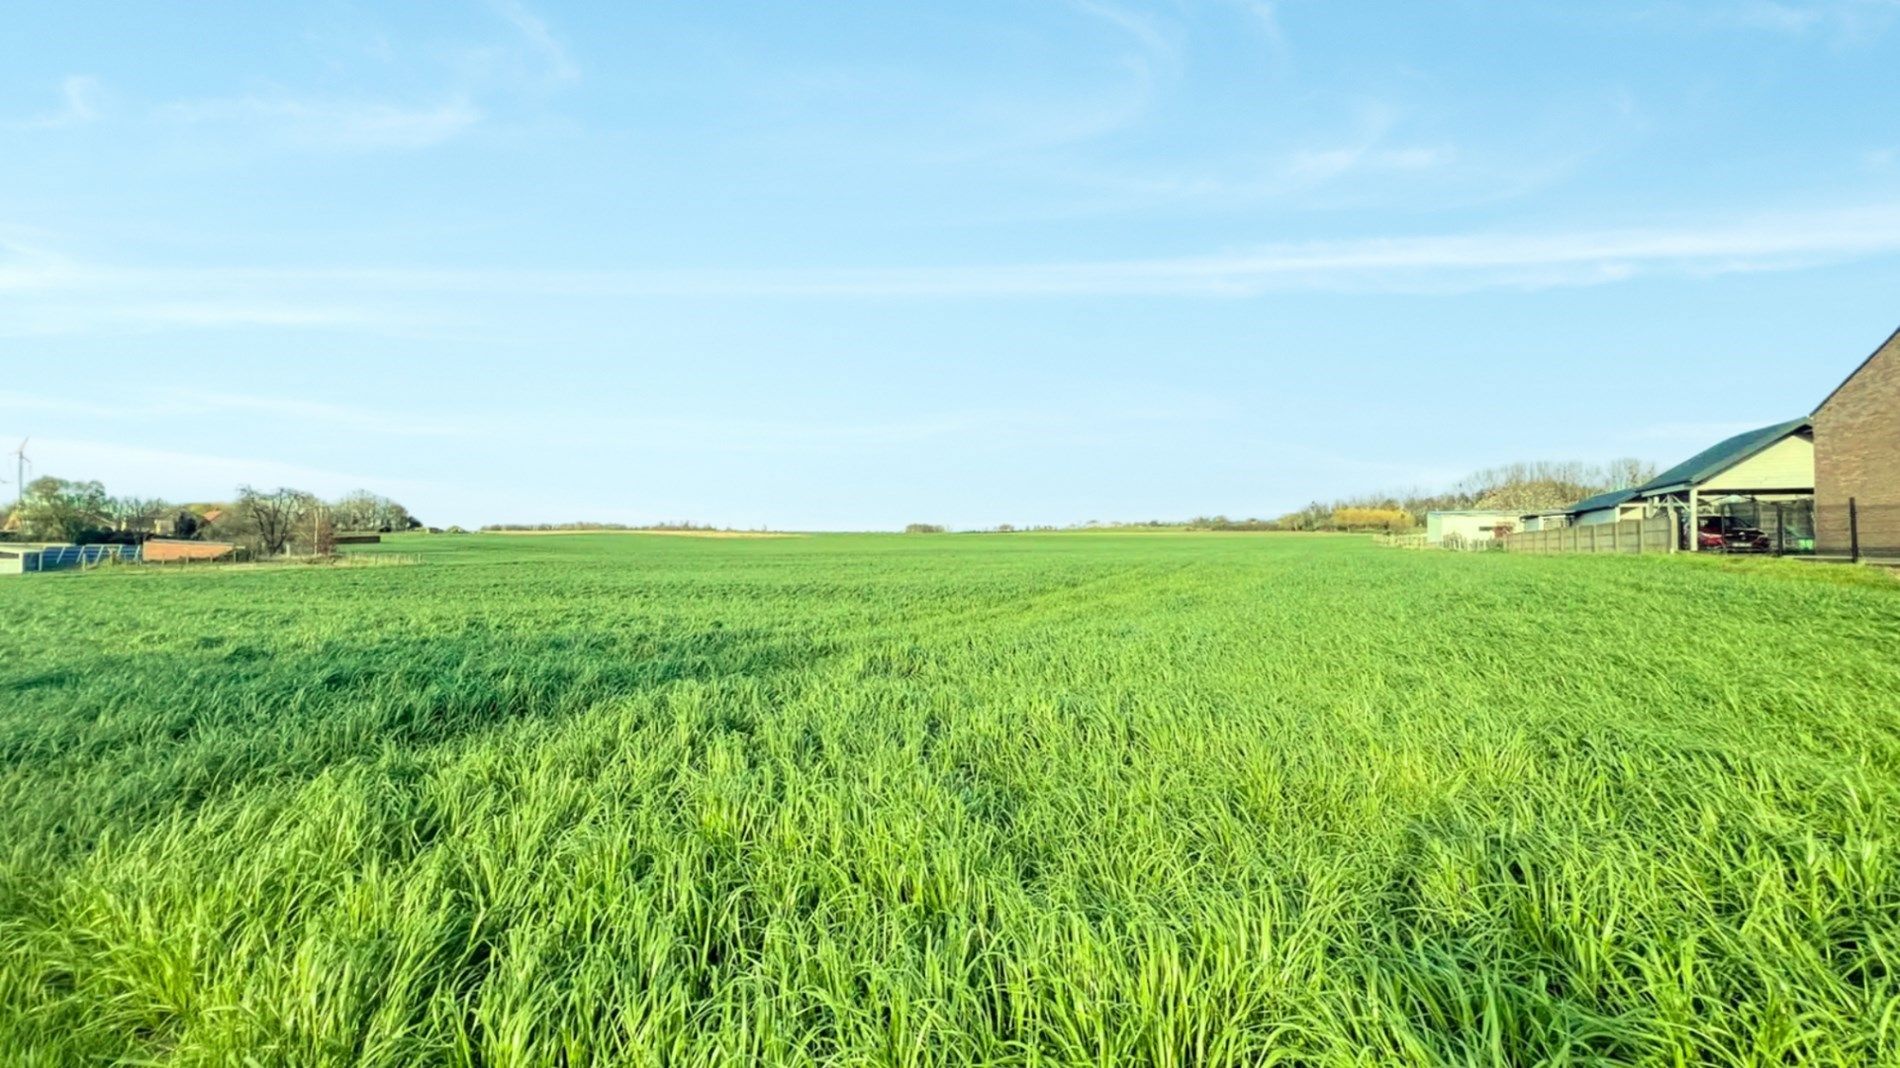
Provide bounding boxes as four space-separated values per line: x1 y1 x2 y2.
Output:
1567 487 1641 514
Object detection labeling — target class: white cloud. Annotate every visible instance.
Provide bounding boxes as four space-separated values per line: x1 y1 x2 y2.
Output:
1225 0 1292 68
0 389 466 438
923 0 1175 162
488 0 580 83
1069 0 1181 73
0 391 125 419
3 385 1222 457
1277 101 1456 184
1734 0 1829 31
346 201 1900 295
1622 420 1783 443
161 391 470 437
112 302 377 328
162 95 482 151
0 236 83 290
25 437 435 499
126 3 579 156
1038 96 1477 216
0 270 398 335
1287 143 1455 183
1648 0 1900 42
7 202 1900 315
7 75 103 130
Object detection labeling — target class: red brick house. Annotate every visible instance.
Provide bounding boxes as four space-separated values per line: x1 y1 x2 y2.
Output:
1813 326 1900 559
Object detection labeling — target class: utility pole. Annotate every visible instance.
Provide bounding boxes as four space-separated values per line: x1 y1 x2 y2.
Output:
10 438 27 519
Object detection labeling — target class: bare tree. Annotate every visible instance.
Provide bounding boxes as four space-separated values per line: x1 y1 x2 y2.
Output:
106 496 169 533
331 489 417 532
1601 457 1659 490
236 485 315 556
331 490 380 532
312 505 335 556
1277 455 1666 530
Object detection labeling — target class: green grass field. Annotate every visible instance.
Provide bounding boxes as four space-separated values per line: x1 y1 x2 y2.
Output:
3 532 1898 1065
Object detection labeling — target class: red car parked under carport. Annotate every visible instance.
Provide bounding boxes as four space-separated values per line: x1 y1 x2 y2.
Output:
1696 517 1771 552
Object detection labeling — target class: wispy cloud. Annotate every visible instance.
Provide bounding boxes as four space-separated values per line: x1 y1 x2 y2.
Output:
0 254 401 336
2 384 1221 460
0 388 466 437
161 95 482 151
25 437 436 498
0 391 125 419
1005 84 1570 220
7 202 1900 317
1069 0 1182 74
921 0 1176 162
1280 104 1456 185
488 0 580 84
113 302 381 328
1623 420 1779 442
118 3 578 154
7 75 103 130
1645 0 1900 42
0 235 82 289
1220 0 1293 69
165 391 471 437
1734 0 1834 32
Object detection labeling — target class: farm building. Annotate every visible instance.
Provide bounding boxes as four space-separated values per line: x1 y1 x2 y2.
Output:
1519 509 1570 532
1630 417 1813 552
1425 510 1519 545
1568 488 1643 526
142 539 235 563
1543 417 1815 552
1812 326 1900 559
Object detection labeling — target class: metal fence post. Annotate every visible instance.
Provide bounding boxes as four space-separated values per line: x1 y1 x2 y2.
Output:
1850 497 1861 563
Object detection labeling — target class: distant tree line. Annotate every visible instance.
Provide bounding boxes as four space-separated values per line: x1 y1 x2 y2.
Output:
1261 458 1658 533
981 458 1662 535
5 477 420 557
478 521 723 532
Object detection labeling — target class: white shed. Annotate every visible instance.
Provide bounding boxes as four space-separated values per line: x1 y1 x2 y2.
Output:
1425 510 1520 545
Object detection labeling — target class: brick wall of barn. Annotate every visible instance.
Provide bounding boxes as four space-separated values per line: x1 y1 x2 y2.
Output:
1814 328 1900 556
142 539 235 562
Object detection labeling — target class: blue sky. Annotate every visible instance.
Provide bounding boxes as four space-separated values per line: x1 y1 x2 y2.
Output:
3 1 1899 529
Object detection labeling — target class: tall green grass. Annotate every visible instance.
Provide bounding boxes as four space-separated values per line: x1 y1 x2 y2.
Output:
2 533 1897 1065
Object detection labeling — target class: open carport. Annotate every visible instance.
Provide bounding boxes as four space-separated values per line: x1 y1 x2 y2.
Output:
1632 418 1814 553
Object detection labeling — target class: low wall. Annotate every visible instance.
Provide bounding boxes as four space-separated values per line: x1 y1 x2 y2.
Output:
143 539 235 562
1507 514 1676 554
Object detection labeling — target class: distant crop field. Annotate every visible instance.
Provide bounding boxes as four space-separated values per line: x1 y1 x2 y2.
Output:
3 533 1898 1065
